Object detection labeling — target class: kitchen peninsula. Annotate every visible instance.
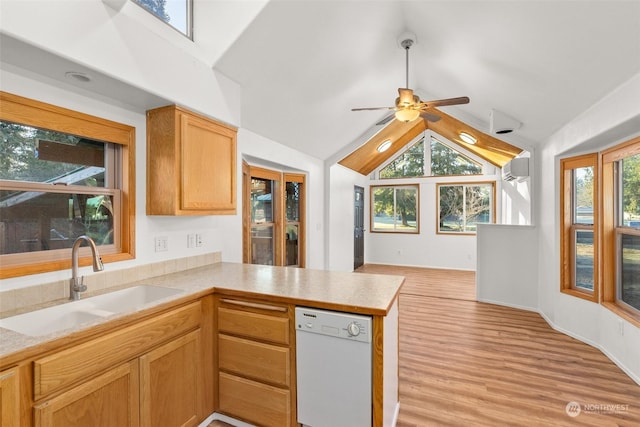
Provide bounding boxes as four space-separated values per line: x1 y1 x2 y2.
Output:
0 262 404 427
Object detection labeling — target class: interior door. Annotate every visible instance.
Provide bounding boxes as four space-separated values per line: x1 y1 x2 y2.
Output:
354 186 365 270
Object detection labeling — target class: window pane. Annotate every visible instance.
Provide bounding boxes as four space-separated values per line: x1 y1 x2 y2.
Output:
622 154 640 228
0 121 106 186
575 229 594 291
0 191 115 254
372 187 394 230
395 188 418 232
285 181 300 222
372 186 418 232
431 138 481 176
251 225 273 265
465 185 491 232
285 224 299 266
439 185 464 232
133 0 191 37
251 178 273 223
620 233 640 310
574 166 594 225
380 140 424 178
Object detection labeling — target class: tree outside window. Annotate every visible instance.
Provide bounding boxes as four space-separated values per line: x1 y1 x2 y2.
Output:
133 0 192 38
371 185 419 233
437 182 494 233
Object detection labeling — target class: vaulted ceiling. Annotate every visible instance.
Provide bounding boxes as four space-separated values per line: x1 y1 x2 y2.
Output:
215 1 640 162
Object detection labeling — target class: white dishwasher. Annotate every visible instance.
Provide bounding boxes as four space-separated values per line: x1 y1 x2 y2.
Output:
295 307 372 427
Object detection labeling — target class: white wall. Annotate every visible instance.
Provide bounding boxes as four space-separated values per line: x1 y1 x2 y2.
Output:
327 164 367 272
476 224 538 311
365 175 501 271
537 72 640 384
0 67 325 289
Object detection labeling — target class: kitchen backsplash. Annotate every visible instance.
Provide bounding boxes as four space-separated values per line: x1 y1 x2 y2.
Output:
0 252 221 315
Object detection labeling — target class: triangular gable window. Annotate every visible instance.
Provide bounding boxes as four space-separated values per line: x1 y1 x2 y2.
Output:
379 136 482 178
430 137 482 176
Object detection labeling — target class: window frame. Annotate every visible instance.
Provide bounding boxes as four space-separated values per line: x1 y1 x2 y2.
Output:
370 184 420 234
242 163 306 267
0 91 135 279
559 153 599 302
601 136 640 325
436 181 495 235
132 0 193 39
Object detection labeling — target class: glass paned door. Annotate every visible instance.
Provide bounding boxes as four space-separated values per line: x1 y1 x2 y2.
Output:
251 177 275 265
285 179 301 266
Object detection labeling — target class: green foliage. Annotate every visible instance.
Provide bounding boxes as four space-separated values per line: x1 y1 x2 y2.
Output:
380 140 424 178
623 154 640 218
431 138 481 176
0 121 80 182
135 0 169 22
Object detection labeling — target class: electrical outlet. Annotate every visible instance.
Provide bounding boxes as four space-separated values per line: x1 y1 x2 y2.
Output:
195 233 203 247
154 236 168 252
187 234 196 249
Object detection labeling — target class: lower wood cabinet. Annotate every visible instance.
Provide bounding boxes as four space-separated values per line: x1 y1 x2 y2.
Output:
215 296 296 427
2 295 214 427
140 330 202 427
0 367 20 427
34 360 139 427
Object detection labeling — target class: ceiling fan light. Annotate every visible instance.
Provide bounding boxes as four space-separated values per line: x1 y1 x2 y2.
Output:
377 140 392 153
395 109 420 123
459 131 477 145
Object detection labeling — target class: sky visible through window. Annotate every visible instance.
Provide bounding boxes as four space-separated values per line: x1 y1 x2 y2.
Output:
165 0 187 34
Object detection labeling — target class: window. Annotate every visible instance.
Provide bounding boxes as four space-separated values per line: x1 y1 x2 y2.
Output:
371 185 419 233
380 136 482 179
602 137 640 323
133 0 192 38
0 92 135 278
380 140 424 178
560 154 598 301
437 182 494 234
242 163 306 267
430 138 482 176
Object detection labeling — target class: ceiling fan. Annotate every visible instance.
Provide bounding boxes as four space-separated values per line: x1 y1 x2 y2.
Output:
352 34 470 123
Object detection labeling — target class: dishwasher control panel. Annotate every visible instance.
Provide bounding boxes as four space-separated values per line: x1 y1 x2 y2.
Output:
295 307 372 343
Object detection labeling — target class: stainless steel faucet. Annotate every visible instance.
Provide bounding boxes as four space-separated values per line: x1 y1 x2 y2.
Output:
70 235 104 300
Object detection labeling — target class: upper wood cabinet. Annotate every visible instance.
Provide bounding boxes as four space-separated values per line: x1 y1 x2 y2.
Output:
146 105 237 215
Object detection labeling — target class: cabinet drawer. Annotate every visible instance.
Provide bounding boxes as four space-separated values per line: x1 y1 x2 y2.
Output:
34 301 201 400
219 334 289 386
218 305 289 344
218 372 290 427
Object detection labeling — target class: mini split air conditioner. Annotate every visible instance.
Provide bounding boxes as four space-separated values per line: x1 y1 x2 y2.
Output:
502 157 529 181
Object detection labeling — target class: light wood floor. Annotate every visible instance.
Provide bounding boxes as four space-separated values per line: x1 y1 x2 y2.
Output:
358 264 640 427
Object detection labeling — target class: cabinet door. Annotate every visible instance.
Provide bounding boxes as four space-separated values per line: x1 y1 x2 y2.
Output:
0 367 19 427
140 330 202 427
181 113 236 213
34 361 139 427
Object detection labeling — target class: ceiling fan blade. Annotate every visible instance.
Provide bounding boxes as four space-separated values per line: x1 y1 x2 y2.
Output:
351 106 396 111
424 96 470 108
420 111 441 122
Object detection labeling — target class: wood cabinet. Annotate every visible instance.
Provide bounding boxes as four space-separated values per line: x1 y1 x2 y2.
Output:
215 296 296 427
146 105 237 215
0 367 19 427
34 361 139 427
3 295 214 427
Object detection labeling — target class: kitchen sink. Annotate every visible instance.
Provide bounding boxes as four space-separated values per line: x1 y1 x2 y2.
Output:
0 285 184 337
